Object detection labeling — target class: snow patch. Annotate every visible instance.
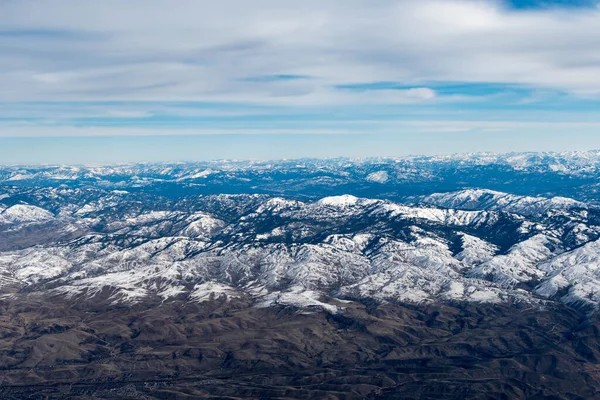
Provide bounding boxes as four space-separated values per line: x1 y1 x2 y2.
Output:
366 171 389 183
318 195 360 208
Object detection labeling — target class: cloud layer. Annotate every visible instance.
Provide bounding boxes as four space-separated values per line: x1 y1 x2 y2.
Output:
1 0 600 105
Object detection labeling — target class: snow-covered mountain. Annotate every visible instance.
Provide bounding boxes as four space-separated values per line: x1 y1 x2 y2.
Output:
4 150 600 205
2 182 600 314
0 204 55 224
5 157 600 399
421 189 587 217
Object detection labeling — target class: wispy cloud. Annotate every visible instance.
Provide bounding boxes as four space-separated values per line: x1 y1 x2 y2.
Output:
2 0 600 102
1 0 600 144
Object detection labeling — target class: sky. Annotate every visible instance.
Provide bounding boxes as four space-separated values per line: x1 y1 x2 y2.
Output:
1 0 600 164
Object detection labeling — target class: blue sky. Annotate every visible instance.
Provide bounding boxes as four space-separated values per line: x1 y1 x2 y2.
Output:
1 0 600 164
508 0 597 7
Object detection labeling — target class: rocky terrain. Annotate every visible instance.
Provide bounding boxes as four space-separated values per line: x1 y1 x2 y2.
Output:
2 153 600 398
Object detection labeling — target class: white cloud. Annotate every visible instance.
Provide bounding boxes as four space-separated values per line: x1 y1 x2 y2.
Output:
0 0 600 105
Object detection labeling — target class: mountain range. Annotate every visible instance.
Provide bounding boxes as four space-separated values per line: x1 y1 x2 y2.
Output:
3 152 600 399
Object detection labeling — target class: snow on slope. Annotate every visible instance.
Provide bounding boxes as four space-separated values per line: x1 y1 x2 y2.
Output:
8 250 72 283
180 213 226 239
337 233 517 305
375 202 498 227
0 205 54 224
318 195 361 208
366 171 389 183
536 239 600 309
467 234 557 286
422 189 587 217
257 286 340 313
190 282 242 303
456 233 499 266
2 191 600 312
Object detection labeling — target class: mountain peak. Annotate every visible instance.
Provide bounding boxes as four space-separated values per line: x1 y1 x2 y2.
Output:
318 195 360 208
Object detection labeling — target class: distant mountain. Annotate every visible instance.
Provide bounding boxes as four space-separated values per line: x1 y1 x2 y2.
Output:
3 150 600 204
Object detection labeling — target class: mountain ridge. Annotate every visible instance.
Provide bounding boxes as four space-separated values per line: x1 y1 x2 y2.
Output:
1 188 599 314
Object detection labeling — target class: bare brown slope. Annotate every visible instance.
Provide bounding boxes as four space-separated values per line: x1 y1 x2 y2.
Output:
0 295 600 399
